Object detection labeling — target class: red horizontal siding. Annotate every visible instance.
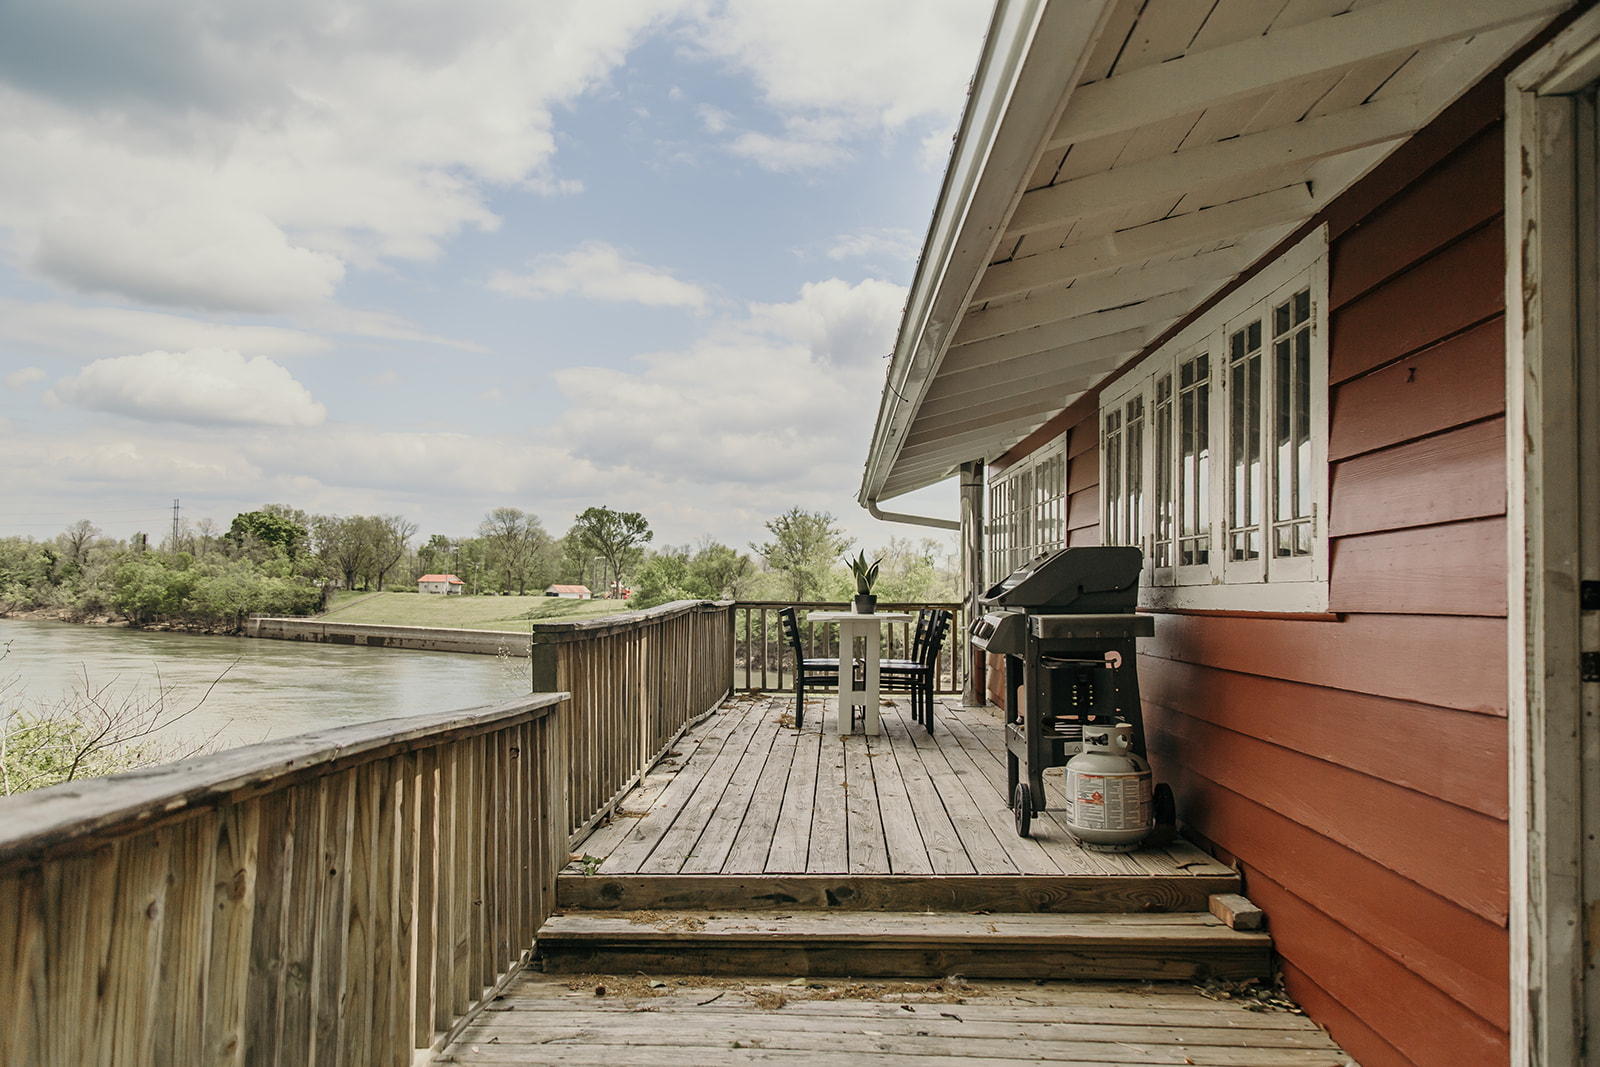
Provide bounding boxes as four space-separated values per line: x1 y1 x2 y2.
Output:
1329 221 1505 384
1330 517 1508 617
1330 125 1503 309
1149 769 1509 1030
1250 873 1509 1067
1144 611 1507 714
1144 702 1507 923
1330 417 1505 535
1329 317 1505 461
1140 657 1507 818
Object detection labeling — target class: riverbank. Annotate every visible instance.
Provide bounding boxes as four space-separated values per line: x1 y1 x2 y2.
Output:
246 617 533 656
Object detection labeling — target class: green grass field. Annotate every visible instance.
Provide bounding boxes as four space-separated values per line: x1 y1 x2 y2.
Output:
320 591 636 630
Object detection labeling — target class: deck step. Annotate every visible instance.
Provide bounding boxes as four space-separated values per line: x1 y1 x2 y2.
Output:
557 872 1242 914
535 909 1272 981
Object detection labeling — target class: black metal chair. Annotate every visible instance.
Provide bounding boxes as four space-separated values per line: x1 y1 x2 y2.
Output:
882 608 950 734
779 606 837 730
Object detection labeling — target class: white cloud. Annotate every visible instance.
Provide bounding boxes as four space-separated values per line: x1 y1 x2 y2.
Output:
697 103 733 133
549 276 906 489
826 228 920 263
52 349 327 427
0 1 690 313
489 241 709 308
0 299 332 360
685 0 990 169
4 367 46 390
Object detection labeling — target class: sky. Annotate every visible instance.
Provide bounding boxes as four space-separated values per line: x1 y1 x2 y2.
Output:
0 0 994 554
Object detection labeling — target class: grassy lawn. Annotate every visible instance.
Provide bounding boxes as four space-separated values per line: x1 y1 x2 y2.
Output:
320 592 636 630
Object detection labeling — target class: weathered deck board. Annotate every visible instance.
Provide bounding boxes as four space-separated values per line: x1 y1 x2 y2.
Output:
441 975 1347 1065
571 695 1234 882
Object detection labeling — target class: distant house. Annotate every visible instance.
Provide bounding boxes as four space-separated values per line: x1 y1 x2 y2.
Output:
417 574 465 595
545 584 591 599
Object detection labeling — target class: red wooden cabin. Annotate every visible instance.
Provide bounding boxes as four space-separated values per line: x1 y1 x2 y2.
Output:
859 3 1600 1064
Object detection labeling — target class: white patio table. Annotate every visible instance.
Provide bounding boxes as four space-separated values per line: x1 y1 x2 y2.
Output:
804 610 915 735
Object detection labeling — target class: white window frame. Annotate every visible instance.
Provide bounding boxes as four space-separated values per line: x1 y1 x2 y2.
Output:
1099 227 1330 612
985 436 1067 586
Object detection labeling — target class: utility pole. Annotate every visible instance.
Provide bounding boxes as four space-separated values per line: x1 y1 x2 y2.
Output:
171 499 181 546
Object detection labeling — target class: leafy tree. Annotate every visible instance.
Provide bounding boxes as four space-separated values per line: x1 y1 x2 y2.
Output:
479 507 553 595
688 540 755 599
369 515 418 591
229 510 309 559
417 534 456 578
59 520 99 572
569 507 653 595
750 508 853 601
631 549 697 609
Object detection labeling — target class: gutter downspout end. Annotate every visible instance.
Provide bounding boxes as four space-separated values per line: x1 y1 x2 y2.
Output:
866 498 961 532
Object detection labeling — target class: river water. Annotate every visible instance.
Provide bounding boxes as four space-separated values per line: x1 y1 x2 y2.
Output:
0 618 528 750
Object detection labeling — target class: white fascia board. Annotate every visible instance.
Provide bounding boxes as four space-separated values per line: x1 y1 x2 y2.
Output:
858 0 1119 509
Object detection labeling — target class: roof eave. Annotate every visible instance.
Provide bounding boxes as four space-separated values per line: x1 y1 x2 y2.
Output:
858 0 1116 508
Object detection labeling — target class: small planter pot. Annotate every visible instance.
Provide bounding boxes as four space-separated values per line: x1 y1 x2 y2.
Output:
852 595 878 614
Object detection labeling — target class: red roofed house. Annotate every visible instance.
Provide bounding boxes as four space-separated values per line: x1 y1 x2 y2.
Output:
417 574 465 595
545 584 592 599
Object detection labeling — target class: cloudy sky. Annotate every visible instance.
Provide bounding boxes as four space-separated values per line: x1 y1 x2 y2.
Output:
0 0 993 552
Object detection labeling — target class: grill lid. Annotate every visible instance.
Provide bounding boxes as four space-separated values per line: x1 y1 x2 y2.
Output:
979 546 1142 613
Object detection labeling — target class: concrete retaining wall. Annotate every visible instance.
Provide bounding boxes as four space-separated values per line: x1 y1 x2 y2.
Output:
246 617 531 656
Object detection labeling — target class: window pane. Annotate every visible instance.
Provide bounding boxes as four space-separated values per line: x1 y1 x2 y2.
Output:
1271 286 1314 558
1179 353 1210 566
1229 321 1262 562
1104 410 1123 545
1155 374 1173 567
1126 395 1144 551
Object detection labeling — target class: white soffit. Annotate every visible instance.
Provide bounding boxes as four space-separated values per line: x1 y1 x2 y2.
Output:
860 0 1569 506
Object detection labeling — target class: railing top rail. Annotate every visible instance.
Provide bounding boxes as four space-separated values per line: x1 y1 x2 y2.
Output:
735 600 963 610
0 691 567 866
531 598 732 643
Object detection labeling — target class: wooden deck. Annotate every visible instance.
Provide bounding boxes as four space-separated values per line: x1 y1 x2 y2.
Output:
439 975 1352 1065
565 693 1237 893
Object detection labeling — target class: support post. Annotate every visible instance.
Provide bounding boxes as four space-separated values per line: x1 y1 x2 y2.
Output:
960 460 985 706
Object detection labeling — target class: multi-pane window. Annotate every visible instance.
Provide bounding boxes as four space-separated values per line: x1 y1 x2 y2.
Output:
986 441 1066 586
1098 229 1328 611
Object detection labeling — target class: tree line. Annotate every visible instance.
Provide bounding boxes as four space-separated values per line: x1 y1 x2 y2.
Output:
0 504 958 630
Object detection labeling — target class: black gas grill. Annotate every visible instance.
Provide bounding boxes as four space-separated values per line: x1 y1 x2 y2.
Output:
970 546 1155 836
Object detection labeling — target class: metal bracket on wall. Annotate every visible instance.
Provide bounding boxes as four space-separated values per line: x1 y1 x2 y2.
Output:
1582 580 1600 611
1582 652 1600 683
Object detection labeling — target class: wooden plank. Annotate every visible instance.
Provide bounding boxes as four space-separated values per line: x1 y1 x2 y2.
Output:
806 717 851 873
878 709 974 875
202 801 259 1067
1208 893 1264 930
1140 611 1508 714
680 703 784 874
413 746 439 1050
640 703 765 874
1328 317 1504 462
890 704 1031 875
312 773 354 1063
1248 871 1508 1065
1066 487 1099 531
555 873 1239 915
337 766 376 1065
101 834 166 1067
843 738 890 874
242 792 290 1067
721 714 799 873
1331 124 1504 308
1331 418 1505 536
601 704 745 873
1329 221 1504 384
862 719 934 876
1150 769 1507 1029
766 706 823 874
277 784 321 1064
154 817 214 1066
1144 704 1508 923
1329 517 1508 616
1140 656 1508 818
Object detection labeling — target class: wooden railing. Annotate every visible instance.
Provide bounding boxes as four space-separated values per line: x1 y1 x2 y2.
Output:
532 599 734 843
0 693 568 1067
734 601 966 695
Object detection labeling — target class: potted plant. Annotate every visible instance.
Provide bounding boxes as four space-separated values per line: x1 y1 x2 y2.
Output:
848 551 882 614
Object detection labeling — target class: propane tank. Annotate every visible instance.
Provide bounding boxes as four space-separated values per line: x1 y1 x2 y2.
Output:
1065 723 1153 852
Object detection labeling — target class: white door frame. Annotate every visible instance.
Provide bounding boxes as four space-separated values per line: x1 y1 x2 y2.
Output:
1508 10 1600 1064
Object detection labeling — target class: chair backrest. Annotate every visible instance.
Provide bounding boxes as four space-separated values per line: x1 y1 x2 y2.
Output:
921 610 951 669
908 608 935 662
778 606 805 661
